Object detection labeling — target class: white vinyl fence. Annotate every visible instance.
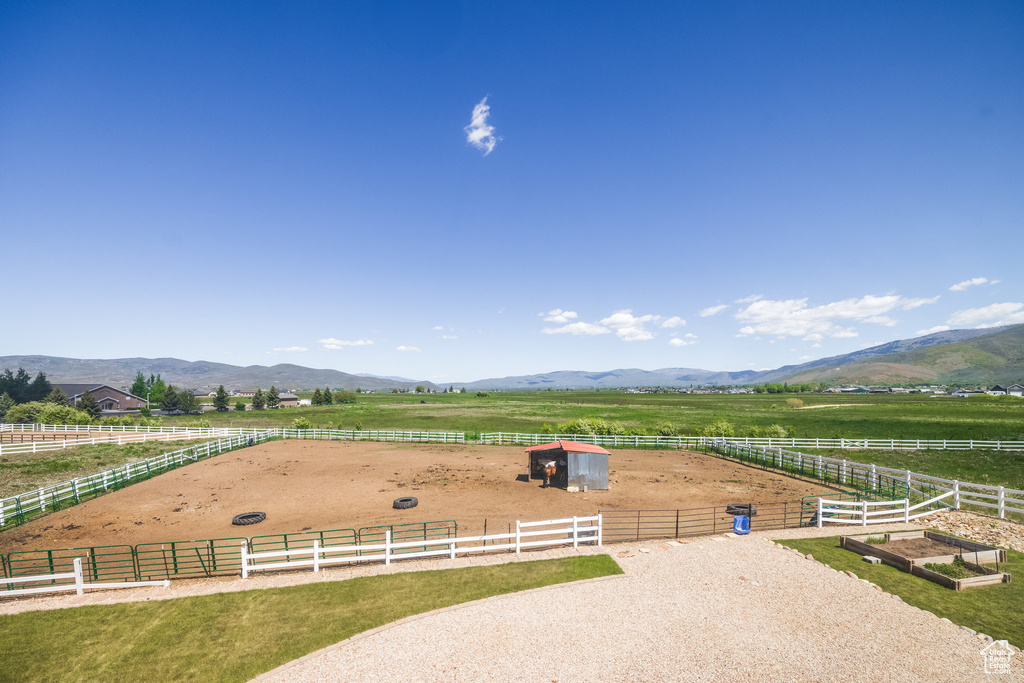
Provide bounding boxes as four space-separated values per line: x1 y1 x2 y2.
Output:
479 432 1024 451
241 515 602 578
815 491 955 527
0 557 169 598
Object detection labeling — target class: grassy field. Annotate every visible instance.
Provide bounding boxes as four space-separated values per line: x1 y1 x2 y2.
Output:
0 439 213 499
780 534 1024 647
161 391 1024 440
0 555 621 683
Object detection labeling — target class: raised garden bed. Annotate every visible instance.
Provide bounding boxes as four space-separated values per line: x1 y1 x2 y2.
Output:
840 530 1011 591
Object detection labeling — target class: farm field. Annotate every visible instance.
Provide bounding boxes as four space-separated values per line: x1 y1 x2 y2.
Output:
159 391 1024 441
0 440 835 554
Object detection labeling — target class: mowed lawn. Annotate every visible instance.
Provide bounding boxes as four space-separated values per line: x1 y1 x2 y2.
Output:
0 555 622 683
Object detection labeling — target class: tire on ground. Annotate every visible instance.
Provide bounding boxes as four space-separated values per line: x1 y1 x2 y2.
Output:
393 497 418 510
725 504 757 517
232 511 267 525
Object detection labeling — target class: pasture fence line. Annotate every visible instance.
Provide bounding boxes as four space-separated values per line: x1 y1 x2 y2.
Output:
702 439 1024 521
0 429 239 456
815 490 956 527
240 515 602 578
479 432 1024 451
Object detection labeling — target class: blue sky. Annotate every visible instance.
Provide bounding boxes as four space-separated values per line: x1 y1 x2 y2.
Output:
1 1 1022 383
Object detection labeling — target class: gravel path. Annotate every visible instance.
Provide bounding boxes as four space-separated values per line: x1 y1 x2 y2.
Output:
260 525 1023 682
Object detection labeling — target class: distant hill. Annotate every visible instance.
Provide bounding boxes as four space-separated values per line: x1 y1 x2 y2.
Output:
0 356 439 393
458 325 1024 389
774 324 1024 386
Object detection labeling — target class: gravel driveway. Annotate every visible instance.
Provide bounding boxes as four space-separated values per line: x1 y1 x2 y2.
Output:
260 525 1023 682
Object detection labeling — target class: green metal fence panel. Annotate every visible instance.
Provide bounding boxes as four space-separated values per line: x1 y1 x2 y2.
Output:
5 544 136 586
248 528 358 566
135 537 248 580
357 520 457 555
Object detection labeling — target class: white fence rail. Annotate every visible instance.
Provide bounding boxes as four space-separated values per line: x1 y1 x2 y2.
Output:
241 515 602 578
479 432 1024 451
816 491 955 527
0 429 235 456
706 440 1024 521
0 558 169 598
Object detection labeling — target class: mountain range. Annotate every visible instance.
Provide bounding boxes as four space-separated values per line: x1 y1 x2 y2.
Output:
2 324 1022 392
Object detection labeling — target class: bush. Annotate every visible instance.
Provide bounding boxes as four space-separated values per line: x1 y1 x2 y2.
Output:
555 418 626 436
38 404 95 426
786 398 804 409
182 418 211 428
747 424 791 439
293 417 312 429
3 401 44 424
139 406 152 418
655 422 678 436
235 402 246 412
699 420 735 438
475 391 489 397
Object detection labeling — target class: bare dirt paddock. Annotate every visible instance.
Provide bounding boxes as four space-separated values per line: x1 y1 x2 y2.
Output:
0 441 836 553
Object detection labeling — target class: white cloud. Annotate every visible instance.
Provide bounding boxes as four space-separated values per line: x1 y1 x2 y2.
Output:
916 325 951 336
319 338 373 350
660 316 686 328
949 277 994 292
432 326 444 331
268 346 308 353
668 337 697 347
464 96 500 156
598 310 661 341
735 294 763 304
799 355 813 361
542 322 611 336
734 294 940 339
699 305 728 317
396 345 422 352
541 308 579 324
441 335 458 340
948 302 1024 327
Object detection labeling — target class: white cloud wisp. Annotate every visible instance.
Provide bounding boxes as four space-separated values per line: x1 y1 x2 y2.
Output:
319 338 374 350
734 294 940 339
465 97 500 156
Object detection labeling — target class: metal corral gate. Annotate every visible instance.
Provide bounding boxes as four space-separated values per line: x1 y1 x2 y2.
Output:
1 520 457 592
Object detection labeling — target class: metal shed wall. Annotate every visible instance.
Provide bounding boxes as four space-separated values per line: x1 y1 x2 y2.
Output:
567 451 609 490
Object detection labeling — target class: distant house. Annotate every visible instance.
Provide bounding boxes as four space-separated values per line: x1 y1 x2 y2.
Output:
56 384 148 411
951 389 985 398
1003 383 1024 397
278 393 299 408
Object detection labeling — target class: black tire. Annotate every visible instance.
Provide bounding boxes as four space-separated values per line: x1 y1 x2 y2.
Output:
393 497 418 510
232 511 267 526
725 504 757 517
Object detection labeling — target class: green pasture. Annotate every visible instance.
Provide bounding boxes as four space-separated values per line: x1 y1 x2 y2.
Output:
780 535 1024 647
0 555 621 683
161 391 1024 441
0 439 213 499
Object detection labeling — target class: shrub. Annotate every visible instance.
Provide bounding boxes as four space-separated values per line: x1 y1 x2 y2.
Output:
38 404 95 426
747 424 791 439
235 402 246 412
655 422 678 436
699 420 735 438
555 418 626 436
182 418 211 428
475 391 489 397
786 398 804 409
139 406 152 418
293 417 312 429
3 401 44 424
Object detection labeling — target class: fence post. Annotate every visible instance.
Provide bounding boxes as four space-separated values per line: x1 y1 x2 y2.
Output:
817 497 823 529
450 539 457 560
515 520 521 554
597 513 603 546
870 464 877 489
313 540 320 573
240 541 249 579
904 499 910 523
862 500 868 527
998 487 1006 519
572 516 578 549
385 529 391 566
74 558 84 596
953 481 960 510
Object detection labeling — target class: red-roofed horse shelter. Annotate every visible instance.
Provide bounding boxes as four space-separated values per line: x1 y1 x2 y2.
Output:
525 440 610 490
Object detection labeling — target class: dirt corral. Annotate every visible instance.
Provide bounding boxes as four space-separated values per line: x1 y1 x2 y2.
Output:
0 441 837 553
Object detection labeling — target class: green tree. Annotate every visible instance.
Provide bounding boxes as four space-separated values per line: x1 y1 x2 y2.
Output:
293 417 312 429
0 392 14 420
160 385 179 413
0 368 32 403
149 375 167 406
3 401 44 423
44 386 71 407
311 388 323 406
235 401 246 412
213 385 230 412
334 390 356 404
27 372 52 402
266 386 280 409
177 390 201 415
323 387 333 405
130 372 148 399
415 385 425 393
252 388 266 410
77 390 102 419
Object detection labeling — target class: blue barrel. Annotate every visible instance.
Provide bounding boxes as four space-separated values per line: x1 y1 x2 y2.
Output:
733 515 750 535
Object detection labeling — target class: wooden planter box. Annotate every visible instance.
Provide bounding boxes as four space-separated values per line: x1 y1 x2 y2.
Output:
840 530 1011 591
